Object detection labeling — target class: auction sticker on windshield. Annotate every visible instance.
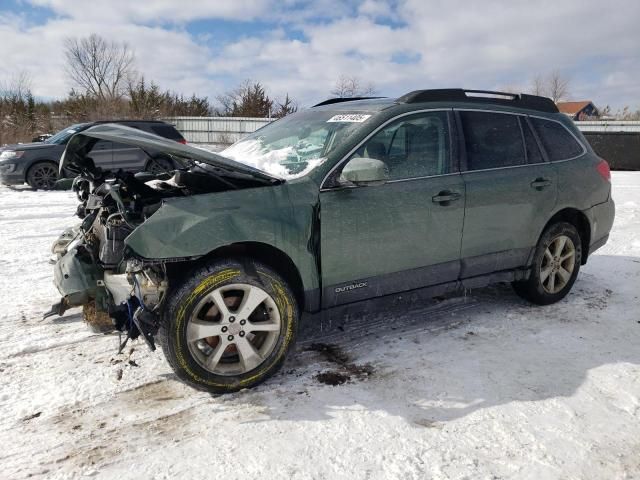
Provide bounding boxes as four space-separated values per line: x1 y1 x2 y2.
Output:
327 114 371 123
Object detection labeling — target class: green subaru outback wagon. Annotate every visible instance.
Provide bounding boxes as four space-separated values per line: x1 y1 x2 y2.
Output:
47 89 615 393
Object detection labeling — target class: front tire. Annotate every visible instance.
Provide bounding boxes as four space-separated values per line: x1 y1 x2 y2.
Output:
158 258 298 393
512 222 582 305
27 161 58 190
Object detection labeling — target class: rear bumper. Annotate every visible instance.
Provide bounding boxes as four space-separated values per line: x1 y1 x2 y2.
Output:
588 234 609 256
583 197 615 259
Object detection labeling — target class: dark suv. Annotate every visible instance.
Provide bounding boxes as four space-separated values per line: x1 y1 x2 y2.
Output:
48 89 615 393
0 120 185 189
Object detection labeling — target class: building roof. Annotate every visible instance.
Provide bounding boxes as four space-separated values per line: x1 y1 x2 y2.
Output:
557 101 594 115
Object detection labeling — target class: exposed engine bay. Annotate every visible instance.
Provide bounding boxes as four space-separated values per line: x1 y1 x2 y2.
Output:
45 125 281 352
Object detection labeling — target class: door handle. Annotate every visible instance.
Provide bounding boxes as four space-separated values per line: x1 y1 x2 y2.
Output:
530 177 552 190
432 190 461 205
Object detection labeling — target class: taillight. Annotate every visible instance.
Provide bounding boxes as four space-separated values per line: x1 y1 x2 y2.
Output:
596 159 611 182
177 138 187 144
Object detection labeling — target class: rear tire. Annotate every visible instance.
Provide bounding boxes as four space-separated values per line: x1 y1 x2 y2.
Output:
27 161 58 190
512 222 582 305
158 258 298 393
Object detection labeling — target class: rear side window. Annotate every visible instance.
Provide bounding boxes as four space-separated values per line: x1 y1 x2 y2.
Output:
460 111 525 170
150 124 184 141
530 118 584 161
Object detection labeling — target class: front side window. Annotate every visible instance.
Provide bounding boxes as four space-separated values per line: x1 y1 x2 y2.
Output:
460 111 525 170
347 111 451 180
530 117 584 161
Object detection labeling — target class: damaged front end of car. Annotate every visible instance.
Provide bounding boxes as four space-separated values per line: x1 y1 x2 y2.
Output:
45 124 284 351
44 172 181 351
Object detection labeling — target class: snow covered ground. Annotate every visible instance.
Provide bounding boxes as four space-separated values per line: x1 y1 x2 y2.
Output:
0 173 639 480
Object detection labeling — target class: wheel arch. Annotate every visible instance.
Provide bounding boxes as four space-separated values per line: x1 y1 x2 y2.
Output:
540 208 591 265
194 241 307 310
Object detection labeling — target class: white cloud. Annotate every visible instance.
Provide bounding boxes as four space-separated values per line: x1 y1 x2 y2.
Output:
1 0 639 110
26 0 273 22
358 0 394 18
0 15 219 99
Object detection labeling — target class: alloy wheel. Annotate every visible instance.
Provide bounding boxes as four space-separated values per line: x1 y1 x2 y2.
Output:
30 164 58 189
186 283 282 375
540 234 576 294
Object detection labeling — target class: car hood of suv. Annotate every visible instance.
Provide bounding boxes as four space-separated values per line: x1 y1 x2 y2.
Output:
60 123 283 184
1 142 54 151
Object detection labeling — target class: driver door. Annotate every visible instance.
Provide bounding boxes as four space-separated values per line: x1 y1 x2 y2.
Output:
319 110 465 307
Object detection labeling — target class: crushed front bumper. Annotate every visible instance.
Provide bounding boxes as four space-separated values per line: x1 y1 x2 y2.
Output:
44 229 102 318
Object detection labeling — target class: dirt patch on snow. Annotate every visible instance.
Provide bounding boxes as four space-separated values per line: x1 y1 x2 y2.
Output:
307 343 375 386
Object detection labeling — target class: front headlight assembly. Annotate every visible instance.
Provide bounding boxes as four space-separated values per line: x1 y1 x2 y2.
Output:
0 150 25 161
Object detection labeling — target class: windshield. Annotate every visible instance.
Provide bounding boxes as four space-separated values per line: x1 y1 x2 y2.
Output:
220 110 374 178
44 123 89 145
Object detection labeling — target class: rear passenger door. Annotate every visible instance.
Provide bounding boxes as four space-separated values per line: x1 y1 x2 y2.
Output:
457 110 557 277
111 141 148 172
87 140 113 170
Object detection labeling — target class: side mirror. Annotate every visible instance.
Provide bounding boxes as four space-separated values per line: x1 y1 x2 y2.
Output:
340 157 389 186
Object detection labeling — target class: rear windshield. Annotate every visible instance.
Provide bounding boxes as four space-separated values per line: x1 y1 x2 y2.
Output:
220 110 375 178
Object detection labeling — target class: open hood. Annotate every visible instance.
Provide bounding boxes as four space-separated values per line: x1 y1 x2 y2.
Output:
60 123 283 184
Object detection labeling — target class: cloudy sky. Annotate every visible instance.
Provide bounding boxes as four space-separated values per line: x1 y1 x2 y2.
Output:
1 0 638 110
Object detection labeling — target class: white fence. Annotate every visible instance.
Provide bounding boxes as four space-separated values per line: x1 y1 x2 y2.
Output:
163 116 275 144
574 121 640 133
163 116 640 145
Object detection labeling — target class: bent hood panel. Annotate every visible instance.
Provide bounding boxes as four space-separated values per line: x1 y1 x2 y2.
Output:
60 123 282 183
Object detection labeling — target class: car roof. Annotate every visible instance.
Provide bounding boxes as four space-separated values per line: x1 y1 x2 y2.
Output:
89 120 172 126
312 89 559 116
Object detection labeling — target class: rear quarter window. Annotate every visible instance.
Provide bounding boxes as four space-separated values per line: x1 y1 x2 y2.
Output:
530 118 584 161
150 124 184 141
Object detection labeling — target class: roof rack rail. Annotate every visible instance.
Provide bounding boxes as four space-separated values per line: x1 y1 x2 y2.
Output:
396 89 558 113
313 96 385 107
92 119 169 124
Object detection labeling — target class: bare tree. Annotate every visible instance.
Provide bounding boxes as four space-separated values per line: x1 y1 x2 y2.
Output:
531 74 545 96
64 34 136 102
330 75 377 98
546 71 570 103
529 71 570 102
0 71 33 99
